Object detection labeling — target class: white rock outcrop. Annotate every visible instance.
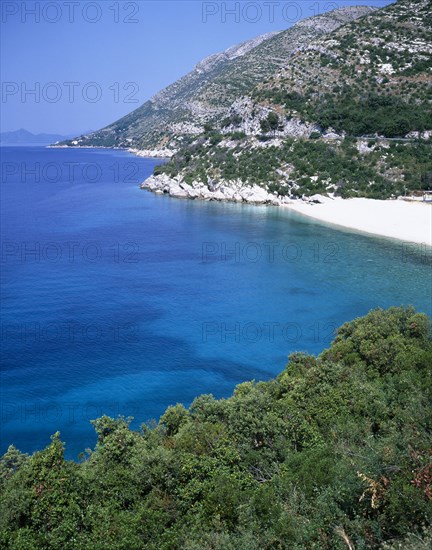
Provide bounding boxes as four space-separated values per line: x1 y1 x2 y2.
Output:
221 97 320 138
129 148 175 158
140 174 289 207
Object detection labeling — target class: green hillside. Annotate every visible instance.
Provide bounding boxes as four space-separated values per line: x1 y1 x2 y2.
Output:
254 0 431 137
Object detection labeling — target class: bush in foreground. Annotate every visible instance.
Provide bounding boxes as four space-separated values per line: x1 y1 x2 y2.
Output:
1 307 431 548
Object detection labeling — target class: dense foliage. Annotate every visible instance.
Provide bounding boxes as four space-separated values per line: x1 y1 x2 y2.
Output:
1 307 431 548
255 88 432 139
156 136 432 199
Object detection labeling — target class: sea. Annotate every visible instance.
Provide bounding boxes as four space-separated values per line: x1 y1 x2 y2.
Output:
1 146 430 458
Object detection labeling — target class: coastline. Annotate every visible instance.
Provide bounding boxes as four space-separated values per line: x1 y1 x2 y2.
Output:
48 147 431 246
285 197 432 246
48 144 173 159
141 174 432 246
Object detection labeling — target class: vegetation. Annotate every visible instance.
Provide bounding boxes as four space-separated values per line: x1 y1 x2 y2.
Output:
260 112 282 135
60 0 431 200
255 88 432 138
250 0 432 139
1 307 431 548
156 136 432 199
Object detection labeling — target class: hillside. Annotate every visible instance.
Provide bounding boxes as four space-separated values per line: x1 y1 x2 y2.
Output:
60 0 431 200
147 0 431 200
60 6 374 152
253 0 431 137
150 137 431 200
1 307 431 548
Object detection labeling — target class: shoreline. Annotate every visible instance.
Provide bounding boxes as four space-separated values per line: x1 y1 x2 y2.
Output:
284 197 432 246
141 174 431 247
49 147 431 246
48 144 173 159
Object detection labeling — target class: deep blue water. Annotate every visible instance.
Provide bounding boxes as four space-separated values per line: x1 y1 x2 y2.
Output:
1 146 431 459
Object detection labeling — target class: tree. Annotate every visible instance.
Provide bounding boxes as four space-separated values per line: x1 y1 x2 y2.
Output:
0 445 28 483
0 308 431 548
260 112 280 135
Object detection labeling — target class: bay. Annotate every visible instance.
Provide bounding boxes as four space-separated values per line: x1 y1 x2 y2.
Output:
1 146 430 458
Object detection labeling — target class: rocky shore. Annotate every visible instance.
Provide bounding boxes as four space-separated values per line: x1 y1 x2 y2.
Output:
140 174 295 206
129 148 175 159
140 174 432 245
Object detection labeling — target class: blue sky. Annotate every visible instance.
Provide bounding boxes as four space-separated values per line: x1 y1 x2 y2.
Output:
1 0 392 135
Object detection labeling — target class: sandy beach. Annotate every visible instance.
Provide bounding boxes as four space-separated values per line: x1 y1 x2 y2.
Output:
286 197 432 246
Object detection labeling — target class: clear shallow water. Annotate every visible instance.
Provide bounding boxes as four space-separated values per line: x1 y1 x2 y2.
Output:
1 146 431 459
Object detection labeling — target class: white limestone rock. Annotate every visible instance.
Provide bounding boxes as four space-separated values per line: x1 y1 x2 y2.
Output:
169 185 189 199
240 185 271 204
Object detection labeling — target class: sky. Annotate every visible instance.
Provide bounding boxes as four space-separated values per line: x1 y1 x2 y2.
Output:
1 0 392 136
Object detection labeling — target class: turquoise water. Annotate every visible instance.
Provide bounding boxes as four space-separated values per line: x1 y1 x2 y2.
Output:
1 146 431 458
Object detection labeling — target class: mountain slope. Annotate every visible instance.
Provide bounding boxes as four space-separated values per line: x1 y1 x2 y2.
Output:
148 0 432 200
62 6 374 152
253 0 432 137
